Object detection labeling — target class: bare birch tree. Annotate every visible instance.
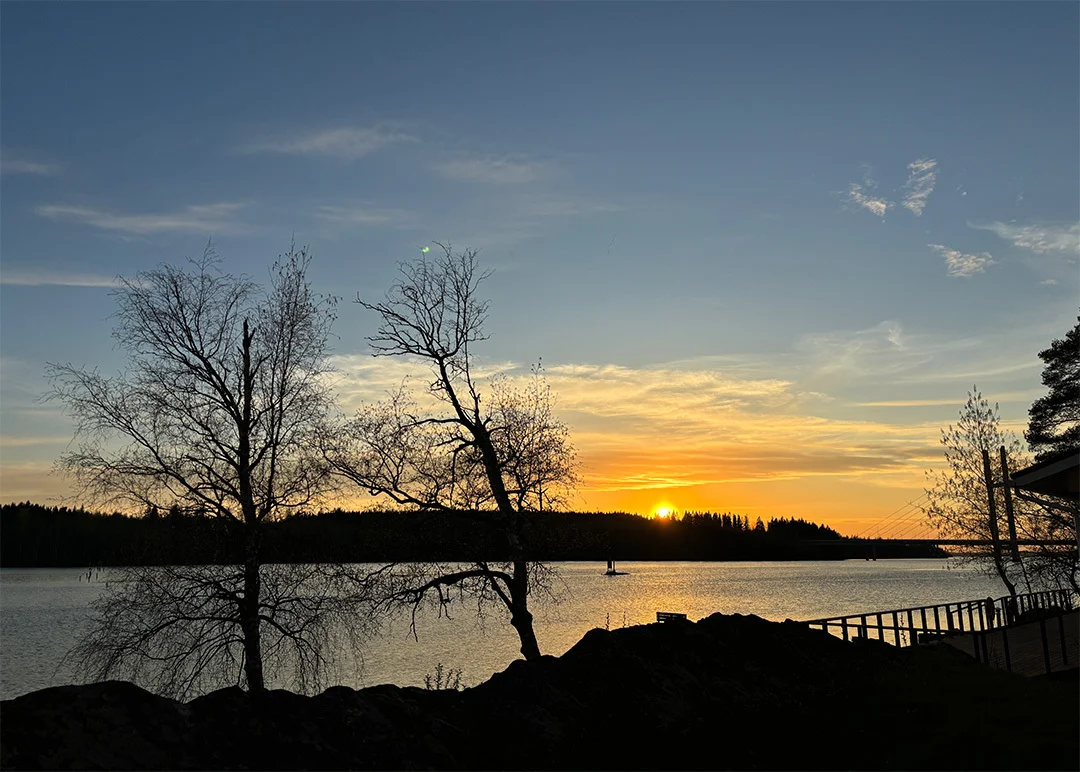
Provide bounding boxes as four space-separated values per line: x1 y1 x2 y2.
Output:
924 387 1078 596
325 244 577 661
48 243 376 696
923 389 1024 596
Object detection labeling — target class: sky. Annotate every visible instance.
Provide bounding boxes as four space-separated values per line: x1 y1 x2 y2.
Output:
1 2 1077 534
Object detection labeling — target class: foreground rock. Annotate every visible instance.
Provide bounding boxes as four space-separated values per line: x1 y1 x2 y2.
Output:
3 614 1077 770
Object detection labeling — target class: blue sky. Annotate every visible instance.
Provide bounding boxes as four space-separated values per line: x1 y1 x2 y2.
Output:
2 2 1077 529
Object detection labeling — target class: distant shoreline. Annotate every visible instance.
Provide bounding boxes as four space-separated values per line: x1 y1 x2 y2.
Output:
1 502 948 567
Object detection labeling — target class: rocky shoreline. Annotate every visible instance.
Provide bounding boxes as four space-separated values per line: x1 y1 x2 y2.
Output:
2 613 1077 770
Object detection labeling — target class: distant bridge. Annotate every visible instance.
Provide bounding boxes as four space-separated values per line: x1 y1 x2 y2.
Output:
807 538 1076 547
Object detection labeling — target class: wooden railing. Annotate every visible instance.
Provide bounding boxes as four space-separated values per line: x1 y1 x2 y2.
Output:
803 589 1075 647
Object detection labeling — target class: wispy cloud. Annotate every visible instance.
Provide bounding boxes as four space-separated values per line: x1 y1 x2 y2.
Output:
314 205 420 228
855 390 1038 407
845 182 890 217
0 461 72 504
453 194 621 250
544 363 938 491
798 321 921 379
0 436 70 448
793 321 1046 397
1040 278 1060 286
0 269 120 287
901 158 937 216
435 157 547 184
928 244 995 277
0 151 60 176
36 202 250 236
328 353 939 498
855 398 970 407
969 221 1080 255
244 126 417 159
513 195 621 218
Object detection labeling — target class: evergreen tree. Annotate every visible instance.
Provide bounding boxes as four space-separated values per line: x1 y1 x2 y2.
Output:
1026 315 1080 462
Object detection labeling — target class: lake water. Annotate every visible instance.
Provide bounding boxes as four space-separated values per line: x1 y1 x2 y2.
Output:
0 559 1008 700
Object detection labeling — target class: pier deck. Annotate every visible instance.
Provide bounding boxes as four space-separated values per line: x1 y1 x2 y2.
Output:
942 610 1078 677
804 590 1078 678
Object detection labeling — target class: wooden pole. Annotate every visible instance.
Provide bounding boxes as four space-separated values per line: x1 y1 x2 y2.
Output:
982 449 1017 597
999 446 1021 562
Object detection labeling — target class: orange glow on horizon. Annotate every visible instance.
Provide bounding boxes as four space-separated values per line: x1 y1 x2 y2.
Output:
574 475 928 537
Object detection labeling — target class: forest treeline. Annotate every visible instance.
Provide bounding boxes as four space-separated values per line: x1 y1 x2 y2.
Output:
0 502 945 567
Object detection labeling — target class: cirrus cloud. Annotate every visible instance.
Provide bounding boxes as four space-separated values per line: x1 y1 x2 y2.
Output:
0 156 61 176
969 221 1080 255
435 157 548 184
244 126 418 159
928 244 995 277
845 182 890 217
901 158 937 216
36 202 251 236
0 269 121 287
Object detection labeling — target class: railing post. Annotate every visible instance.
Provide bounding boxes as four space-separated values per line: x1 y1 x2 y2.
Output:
907 609 916 646
1058 613 1069 667
934 606 941 632
860 615 868 639
841 618 849 641
978 602 985 631
1039 618 1052 675
892 612 901 646
876 613 884 642
967 602 976 632
956 604 965 632
920 607 928 635
1002 625 1012 672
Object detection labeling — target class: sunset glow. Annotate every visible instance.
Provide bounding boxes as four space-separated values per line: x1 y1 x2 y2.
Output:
0 3 1075 538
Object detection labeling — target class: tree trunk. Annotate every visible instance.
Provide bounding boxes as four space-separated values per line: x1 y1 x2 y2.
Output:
982 450 1018 598
509 560 542 661
238 318 264 692
242 556 264 692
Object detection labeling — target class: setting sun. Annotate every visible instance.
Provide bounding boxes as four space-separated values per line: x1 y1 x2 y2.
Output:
654 505 675 519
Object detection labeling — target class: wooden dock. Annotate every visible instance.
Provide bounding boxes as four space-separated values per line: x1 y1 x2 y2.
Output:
942 610 1078 677
803 590 1078 678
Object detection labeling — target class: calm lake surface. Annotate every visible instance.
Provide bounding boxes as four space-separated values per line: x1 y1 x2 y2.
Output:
0 559 1007 700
